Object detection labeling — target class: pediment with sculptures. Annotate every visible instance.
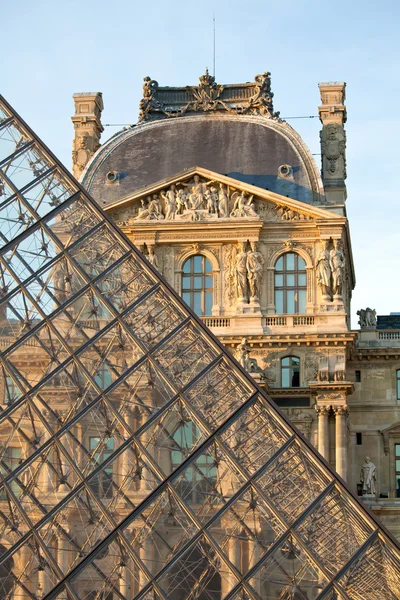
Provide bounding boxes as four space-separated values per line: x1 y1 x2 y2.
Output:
112 174 317 226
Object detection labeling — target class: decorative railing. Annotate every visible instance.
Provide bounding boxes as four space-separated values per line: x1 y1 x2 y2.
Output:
265 316 287 326
378 331 400 340
293 316 315 326
200 317 231 328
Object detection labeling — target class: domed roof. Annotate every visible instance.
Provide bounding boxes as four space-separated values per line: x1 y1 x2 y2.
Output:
82 73 324 207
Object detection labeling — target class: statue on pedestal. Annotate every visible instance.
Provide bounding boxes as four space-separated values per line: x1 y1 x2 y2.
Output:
330 239 345 297
316 240 332 300
246 241 264 301
234 242 248 303
360 457 376 496
235 338 251 370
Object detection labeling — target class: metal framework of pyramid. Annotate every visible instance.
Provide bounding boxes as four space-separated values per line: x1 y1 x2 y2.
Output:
0 95 399 600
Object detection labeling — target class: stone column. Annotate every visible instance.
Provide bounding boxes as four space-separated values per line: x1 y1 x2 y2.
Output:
57 532 69 600
315 406 330 461
248 540 261 594
139 536 152 591
334 406 348 481
227 535 241 592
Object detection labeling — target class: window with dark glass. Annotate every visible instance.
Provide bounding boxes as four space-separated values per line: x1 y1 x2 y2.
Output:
182 255 213 316
281 356 300 387
94 365 113 390
396 444 400 498
172 422 216 504
397 370 400 400
0 447 22 499
88 437 114 498
275 253 306 314
4 376 21 405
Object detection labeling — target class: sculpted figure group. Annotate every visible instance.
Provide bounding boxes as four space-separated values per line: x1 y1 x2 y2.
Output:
133 176 259 222
357 307 377 329
316 239 346 300
233 240 264 303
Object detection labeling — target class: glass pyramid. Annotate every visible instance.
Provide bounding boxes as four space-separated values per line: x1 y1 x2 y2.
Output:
0 95 399 600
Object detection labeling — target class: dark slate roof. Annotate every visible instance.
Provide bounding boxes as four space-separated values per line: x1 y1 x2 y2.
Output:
377 315 400 330
83 116 324 207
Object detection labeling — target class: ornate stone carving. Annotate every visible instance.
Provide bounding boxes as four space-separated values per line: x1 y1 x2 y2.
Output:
234 338 252 370
320 122 346 182
316 240 332 301
357 307 377 329
330 239 345 297
230 191 257 218
138 70 280 122
276 205 311 222
234 241 249 303
246 241 264 302
315 406 330 417
146 245 159 270
360 457 376 496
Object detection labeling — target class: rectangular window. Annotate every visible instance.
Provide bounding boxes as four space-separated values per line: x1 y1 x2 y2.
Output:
355 370 361 383
0 447 22 499
356 432 362 445
88 437 114 498
4 376 21 405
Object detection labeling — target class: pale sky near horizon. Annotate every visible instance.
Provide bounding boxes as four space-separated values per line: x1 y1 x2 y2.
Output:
2 0 400 328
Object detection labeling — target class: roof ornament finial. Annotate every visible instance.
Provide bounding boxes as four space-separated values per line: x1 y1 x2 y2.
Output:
199 67 216 88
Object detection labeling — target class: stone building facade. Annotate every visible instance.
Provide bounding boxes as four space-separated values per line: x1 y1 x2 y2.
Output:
68 72 400 540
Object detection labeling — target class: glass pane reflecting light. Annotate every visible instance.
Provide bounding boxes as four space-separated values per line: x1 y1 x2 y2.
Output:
0 95 398 600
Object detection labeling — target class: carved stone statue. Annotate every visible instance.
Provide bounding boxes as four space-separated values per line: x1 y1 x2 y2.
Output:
147 245 159 269
330 239 345 297
235 337 251 370
175 189 188 215
234 242 248 302
218 184 229 218
357 307 377 329
316 240 332 300
246 242 264 301
181 175 212 210
134 195 164 221
230 191 257 218
360 457 376 496
161 185 176 220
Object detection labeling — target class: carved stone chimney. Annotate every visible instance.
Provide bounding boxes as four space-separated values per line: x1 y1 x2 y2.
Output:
71 92 104 180
318 82 347 207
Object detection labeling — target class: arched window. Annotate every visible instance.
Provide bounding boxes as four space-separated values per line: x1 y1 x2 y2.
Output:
182 255 213 316
281 356 300 387
275 253 306 314
397 370 400 400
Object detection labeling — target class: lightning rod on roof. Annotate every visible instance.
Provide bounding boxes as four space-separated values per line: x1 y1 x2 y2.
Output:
213 11 216 79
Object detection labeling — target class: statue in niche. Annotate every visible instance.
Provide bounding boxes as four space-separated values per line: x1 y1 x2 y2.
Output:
234 337 252 370
360 457 376 496
246 241 264 301
234 241 249 302
230 191 257 218
330 239 345 296
316 240 332 300
357 307 377 329
147 245 159 269
161 185 176 220
218 183 229 218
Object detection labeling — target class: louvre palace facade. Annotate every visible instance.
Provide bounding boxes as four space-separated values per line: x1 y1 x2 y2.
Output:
0 70 399 600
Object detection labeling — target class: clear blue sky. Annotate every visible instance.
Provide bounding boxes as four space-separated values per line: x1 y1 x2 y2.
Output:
3 0 400 327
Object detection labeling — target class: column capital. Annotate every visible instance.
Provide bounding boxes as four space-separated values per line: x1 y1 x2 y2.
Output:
333 405 348 417
315 405 330 417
